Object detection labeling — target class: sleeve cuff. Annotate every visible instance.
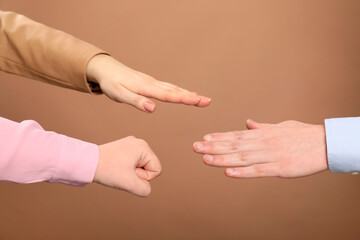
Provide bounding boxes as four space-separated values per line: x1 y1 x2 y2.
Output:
325 117 360 173
50 134 99 186
82 52 109 94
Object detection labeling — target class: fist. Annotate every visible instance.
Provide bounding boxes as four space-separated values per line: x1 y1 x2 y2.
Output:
94 136 162 197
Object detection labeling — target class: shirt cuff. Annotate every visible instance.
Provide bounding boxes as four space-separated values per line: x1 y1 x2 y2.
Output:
50 134 99 186
325 117 360 173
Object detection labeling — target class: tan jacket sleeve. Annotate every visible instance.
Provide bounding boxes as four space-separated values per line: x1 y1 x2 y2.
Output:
0 10 108 93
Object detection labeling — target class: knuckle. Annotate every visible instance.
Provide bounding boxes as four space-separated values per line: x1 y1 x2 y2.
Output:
230 141 240 151
254 165 266 176
126 135 136 140
282 120 299 126
239 151 249 162
204 134 215 141
162 92 172 101
157 164 163 174
129 137 147 148
235 131 245 140
134 97 141 105
226 168 238 177
137 138 148 146
134 96 145 107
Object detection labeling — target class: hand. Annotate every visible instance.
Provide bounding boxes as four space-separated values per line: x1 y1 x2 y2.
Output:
86 54 211 112
193 120 328 178
93 136 162 197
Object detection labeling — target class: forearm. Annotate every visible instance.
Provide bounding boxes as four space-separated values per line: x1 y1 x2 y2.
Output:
0 10 108 93
0 117 98 186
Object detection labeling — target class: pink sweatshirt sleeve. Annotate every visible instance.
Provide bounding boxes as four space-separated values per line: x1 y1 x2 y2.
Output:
0 116 99 186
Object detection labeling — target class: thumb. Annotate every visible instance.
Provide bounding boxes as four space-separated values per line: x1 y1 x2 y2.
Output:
137 148 162 180
136 168 151 180
246 119 270 130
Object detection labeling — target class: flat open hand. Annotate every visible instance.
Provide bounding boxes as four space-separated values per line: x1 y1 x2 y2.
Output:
87 54 211 112
193 120 328 178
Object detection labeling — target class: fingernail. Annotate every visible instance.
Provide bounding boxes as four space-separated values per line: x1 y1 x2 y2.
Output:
226 168 235 176
144 102 155 112
203 97 212 102
204 155 213 162
204 135 213 141
194 142 204 151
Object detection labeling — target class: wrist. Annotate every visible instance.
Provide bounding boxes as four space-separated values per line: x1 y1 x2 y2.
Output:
86 54 112 84
93 144 104 184
317 124 329 171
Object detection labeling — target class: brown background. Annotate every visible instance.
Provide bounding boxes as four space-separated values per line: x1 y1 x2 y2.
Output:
1 0 360 239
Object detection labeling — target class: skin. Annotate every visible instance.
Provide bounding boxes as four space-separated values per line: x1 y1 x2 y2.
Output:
193 119 329 178
93 136 162 197
86 54 211 112
87 55 210 196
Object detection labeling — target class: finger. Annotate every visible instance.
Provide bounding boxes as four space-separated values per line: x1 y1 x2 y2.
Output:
137 148 162 180
141 83 211 106
193 140 263 155
146 85 202 105
203 129 263 142
158 81 192 94
203 151 270 167
157 81 180 89
246 119 270 130
114 85 156 113
225 163 278 178
196 96 212 107
130 175 152 197
155 83 212 106
157 82 200 97
135 168 150 180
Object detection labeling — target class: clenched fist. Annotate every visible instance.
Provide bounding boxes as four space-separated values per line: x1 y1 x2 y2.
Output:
94 136 162 197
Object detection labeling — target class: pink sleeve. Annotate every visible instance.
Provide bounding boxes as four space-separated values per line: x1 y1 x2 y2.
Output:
0 116 99 186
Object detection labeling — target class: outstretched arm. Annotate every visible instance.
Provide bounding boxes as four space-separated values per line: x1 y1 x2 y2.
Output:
0 10 211 111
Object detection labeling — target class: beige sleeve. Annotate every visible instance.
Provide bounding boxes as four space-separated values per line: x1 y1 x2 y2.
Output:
0 10 108 93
